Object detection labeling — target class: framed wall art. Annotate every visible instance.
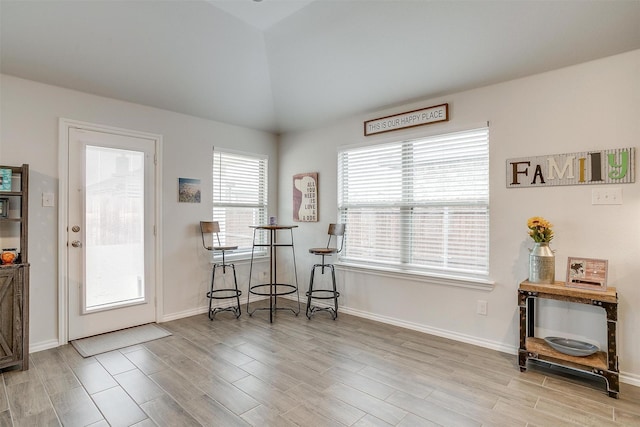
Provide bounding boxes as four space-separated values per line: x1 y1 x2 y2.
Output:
178 177 201 203
566 257 608 291
293 172 318 222
364 103 449 136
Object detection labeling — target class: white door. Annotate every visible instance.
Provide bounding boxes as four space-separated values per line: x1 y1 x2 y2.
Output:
68 128 157 340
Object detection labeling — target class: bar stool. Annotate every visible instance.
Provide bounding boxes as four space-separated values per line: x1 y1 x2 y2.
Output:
200 221 241 319
306 223 345 320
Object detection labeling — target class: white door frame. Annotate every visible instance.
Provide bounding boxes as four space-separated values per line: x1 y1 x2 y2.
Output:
58 118 163 345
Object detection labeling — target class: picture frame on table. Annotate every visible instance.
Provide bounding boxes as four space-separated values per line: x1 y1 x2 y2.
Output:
566 257 608 291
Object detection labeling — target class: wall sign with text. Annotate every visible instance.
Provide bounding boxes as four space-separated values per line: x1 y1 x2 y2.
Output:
293 172 318 222
364 104 448 136
506 147 635 188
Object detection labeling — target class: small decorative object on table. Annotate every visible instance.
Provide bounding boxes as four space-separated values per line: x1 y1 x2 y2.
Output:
0 169 11 191
0 197 8 218
566 257 608 290
543 336 600 357
1 248 17 265
527 216 555 284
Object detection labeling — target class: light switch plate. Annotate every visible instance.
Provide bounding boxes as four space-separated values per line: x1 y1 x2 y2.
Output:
42 192 55 207
592 188 622 205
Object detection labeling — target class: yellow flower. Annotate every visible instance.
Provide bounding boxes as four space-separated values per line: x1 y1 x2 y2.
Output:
527 216 552 229
527 216 554 243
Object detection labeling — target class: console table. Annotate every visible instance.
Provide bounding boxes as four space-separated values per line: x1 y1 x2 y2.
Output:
518 280 619 398
246 225 301 323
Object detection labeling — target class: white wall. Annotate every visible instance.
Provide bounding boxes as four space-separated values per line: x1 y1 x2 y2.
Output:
0 74 278 348
1 50 638 385
278 50 640 384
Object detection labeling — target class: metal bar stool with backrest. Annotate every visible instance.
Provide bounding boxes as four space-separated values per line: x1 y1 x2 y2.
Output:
200 221 242 319
306 223 345 320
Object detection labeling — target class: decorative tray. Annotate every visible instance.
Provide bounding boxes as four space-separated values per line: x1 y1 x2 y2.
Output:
543 336 599 357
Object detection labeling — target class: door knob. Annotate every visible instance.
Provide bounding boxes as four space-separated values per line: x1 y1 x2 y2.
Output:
71 225 81 232
71 240 83 248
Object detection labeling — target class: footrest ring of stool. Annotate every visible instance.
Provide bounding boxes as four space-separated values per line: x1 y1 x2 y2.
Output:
207 289 242 320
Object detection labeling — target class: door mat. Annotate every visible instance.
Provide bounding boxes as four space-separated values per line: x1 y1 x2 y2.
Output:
71 323 172 357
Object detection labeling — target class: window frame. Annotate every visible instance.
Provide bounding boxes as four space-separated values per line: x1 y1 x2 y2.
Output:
337 126 492 288
212 147 268 260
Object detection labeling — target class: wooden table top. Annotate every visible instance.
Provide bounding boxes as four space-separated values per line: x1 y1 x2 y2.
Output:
250 225 299 230
519 280 617 303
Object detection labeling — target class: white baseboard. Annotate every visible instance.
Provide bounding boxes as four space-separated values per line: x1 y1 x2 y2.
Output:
161 306 208 322
621 372 640 388
160 295 270 323
338 305 515 354
29 339 60 353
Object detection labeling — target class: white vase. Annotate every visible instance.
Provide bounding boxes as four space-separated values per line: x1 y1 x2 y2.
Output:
529 242 555 284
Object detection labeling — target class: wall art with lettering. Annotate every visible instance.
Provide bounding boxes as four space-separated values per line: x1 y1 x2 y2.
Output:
293 172 318 222
364 104 448 136
506 147 634 188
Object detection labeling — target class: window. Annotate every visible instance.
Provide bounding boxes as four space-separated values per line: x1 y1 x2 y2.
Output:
213 149 268 257
337 127 489 282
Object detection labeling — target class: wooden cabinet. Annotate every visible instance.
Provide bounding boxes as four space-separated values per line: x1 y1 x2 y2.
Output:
0 265 28 370
518 280 618 398
0 164 29 371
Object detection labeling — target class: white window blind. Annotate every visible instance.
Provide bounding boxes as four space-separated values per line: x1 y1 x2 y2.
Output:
338 127 489 280
213 149 268 256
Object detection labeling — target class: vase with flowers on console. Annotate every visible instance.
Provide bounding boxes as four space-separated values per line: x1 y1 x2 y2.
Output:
527 217 555 284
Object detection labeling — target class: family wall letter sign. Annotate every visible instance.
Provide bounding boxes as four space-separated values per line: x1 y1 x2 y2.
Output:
506 147 635 188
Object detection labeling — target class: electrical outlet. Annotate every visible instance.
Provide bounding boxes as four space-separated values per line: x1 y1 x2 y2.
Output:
477 300 488 316
592 188 622 205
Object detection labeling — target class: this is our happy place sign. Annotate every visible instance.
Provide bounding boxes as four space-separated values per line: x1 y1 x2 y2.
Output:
364 104 448 136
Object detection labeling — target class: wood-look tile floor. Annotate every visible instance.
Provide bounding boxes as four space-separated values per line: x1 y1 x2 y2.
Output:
2 301 639 426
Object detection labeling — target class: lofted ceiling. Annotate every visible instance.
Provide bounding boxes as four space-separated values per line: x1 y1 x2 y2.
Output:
1 0 639 134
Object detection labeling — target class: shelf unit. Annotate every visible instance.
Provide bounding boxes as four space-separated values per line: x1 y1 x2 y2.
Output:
518 280 618 398
0 164 29 371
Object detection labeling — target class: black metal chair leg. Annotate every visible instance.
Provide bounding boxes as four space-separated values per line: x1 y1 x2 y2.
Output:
306 266 316 319
232 264 241 318
331 265 338 319
208 265 217 320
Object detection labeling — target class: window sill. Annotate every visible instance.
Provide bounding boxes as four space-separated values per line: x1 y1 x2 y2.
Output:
335 262 495 291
